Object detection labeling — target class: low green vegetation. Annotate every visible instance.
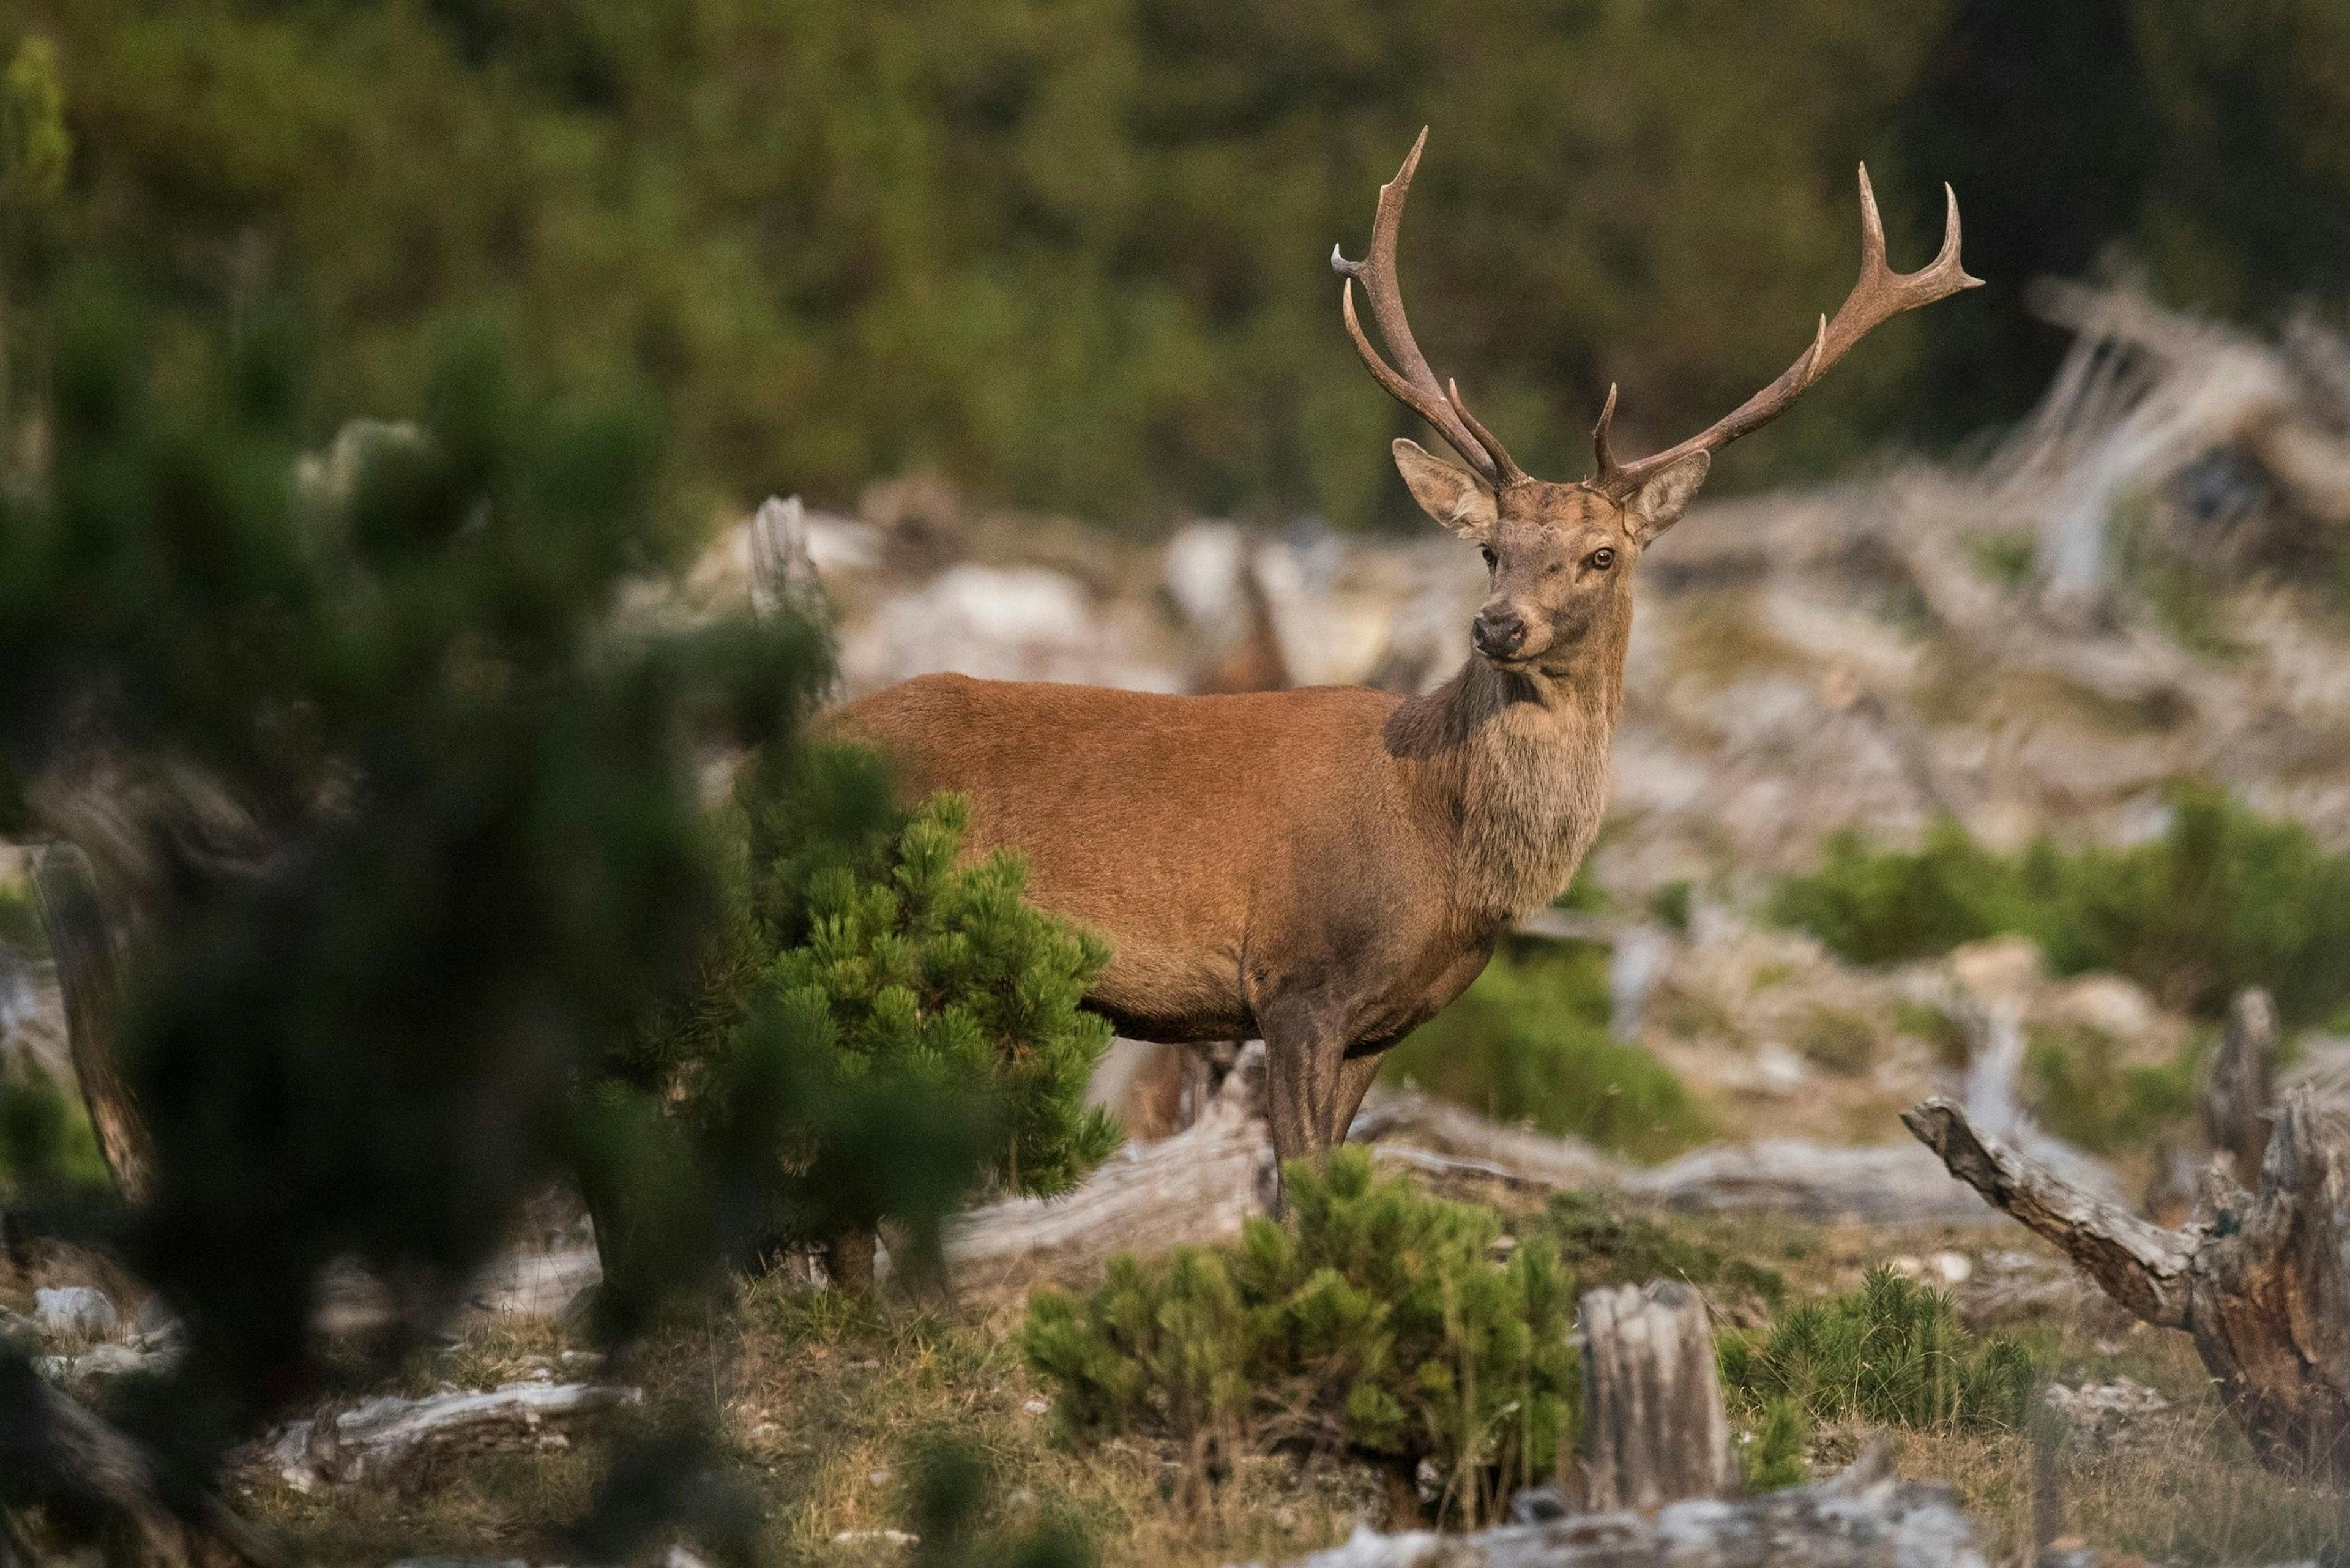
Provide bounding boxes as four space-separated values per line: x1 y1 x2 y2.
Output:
1720 1266 2036 1435
1378 943 1712 1162
0 1064 108 1197
2024 1022 2202 1155
1023 1149 1576 1526
1534 1191 1784 1313
1966 529 2037 589
0 882 39 951
1770 785 2350 1023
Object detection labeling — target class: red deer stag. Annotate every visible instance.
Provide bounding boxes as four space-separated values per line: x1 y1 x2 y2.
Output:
833 132 1979 1162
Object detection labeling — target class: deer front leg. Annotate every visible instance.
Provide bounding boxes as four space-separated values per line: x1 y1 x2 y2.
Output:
1327 1050 1387 1147
1261 1003 1349 1167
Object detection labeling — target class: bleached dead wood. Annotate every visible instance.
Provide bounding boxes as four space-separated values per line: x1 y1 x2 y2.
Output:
1622 1138 2000 1225
1349 1089 1623 1191
1575 1282 1738 1513
1907 1091 2350 1476
266 1381 640 1491
944 1045 1277 1297
1251 1443 1984 1568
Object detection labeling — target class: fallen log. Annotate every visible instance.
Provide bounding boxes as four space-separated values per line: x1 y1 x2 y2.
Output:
944 1045 1277 1297
265 1380 640 1491
1906 1090 2350 1477
1621 1138 2002 1225
1349 1089 1623 1192
1255 1443 1984 1568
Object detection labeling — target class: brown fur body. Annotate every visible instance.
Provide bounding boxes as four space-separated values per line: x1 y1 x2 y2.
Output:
830 484 1636 1159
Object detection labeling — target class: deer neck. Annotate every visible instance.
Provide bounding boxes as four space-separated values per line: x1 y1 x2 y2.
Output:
1386 613 1628 925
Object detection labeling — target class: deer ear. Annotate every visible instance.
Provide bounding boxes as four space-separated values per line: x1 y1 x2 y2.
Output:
1392 439 1496 539
1627 451 1711 543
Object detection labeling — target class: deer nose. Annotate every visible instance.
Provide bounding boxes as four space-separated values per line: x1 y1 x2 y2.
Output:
1472 607 1526 658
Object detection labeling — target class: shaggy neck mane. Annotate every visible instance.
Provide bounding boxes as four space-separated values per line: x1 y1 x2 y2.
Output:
1383 616 1629 924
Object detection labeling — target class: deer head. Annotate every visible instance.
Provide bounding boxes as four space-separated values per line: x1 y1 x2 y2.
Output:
1334 130 1980 673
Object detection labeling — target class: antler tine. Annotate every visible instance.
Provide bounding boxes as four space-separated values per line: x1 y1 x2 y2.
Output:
1334 129 1520 485
1589 383 1622 485
1595 165 1982 496
1447 379 1528 487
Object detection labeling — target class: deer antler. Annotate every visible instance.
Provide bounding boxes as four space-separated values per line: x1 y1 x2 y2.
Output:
1333 130 1528 488
1591 165 1982 496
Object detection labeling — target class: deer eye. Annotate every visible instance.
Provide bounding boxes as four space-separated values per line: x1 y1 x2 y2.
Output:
1587 547 1616 571
1480 545 1497 570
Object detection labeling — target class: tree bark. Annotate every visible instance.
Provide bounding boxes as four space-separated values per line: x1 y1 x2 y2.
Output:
30 843 151 1203
1906 1090 2350 1476
1575 1282 1739 1513
2204 987 2275 1185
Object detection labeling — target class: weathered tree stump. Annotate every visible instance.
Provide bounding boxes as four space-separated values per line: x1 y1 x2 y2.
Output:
2204 987 2275 1184
1575 1281 1739 1512
1907 1089 2350 1476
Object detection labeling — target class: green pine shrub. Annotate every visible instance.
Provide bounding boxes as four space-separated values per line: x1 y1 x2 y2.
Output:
595 775 1121 1285
1741 1396 1812 1490
767 791 1122 1202
1720 1266 2035 1434
1770 784 2350 1024
1023 1148 1577 1526
1378 944 1712 1162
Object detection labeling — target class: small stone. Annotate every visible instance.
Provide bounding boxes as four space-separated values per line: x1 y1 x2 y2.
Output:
35 1286 118 1339
1021 1397 1051 1417
867 1468 892 1487
829 1529 918 1547
1753 1042 1810 1094
1928 1250 1974 1285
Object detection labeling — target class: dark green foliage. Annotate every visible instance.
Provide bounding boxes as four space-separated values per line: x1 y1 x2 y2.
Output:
1771 785 2350 1023
0 277 988 1547
23 2 2350 526
1379 944 1713 1162
1720 1267 2036 1433
1023 1149 1577 1526
1534 1192 1783 1311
